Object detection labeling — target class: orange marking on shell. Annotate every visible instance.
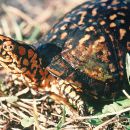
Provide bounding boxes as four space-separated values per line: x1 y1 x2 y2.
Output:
101 3 106 6
111 0 120 5
70 24 78 29
82 4 89 8
119 29 126 40
30 53 37 63
79 34 90 43
100 0 108 2
122 6 128 10
60 24 67 30
100 21 106 25
109 63 116 73
92 8 97 16
18 46 26 56
110 22 116 28
109 34 114 42
120 19 125 24
117 12 126 16
63 17 71 22
60 32 68 40
78 11 87 25
85 26 95 31
88 19 93 22
109 14 117 20
28 49 35 59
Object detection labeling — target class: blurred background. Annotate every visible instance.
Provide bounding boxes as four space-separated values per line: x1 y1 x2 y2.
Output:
0 0 86 42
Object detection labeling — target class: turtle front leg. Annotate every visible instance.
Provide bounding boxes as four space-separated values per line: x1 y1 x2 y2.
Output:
58 79 88 116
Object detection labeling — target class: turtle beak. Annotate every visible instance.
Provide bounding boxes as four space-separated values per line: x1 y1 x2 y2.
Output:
0 35 15 63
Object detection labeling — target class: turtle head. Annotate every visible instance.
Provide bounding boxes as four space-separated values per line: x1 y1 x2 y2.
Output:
0 35 45 85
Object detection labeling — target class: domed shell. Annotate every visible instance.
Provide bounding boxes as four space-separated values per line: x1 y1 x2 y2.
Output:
37 0 130 97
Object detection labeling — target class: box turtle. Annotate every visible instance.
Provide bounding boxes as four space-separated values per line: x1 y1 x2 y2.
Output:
0 0 130 116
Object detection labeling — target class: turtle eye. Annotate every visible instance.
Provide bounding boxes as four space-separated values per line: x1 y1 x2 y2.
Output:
3 41 15 51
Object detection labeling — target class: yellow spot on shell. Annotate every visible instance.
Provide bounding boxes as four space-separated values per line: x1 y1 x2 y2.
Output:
88 5 94 9
95 36 105 44
79 34 90 43
101 3 106 6
92 8 97 16
100 36 105 42
119 29 126 40
109 14 117 20
110 22 116 28
64 17 71 22
88 19 93 22
70 24 78 29
117 12 126 16
60 24 67 30
111 0 120 5
100 0 108 2
78 11 87 25
85 26 94 31
100 20 106 25
60 32 68 40
82 4 89 8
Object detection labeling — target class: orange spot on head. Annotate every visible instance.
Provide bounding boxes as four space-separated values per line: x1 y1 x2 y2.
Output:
0 35 10 41
5 41 12 45
23 58 29 66
18 46 26 56
28 49 35 59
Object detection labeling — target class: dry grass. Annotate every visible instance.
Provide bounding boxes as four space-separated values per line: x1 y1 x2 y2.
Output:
0 0 130 129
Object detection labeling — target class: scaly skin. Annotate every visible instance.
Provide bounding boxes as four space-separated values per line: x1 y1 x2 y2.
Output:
0 35 87 115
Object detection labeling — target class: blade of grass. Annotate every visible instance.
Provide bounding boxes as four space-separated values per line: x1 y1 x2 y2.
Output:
27 26 40 42
13 19 23 41
1 17 11 37
56 106 66 130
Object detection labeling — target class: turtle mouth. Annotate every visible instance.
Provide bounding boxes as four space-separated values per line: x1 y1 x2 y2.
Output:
0 53 13 64
0 54 14 72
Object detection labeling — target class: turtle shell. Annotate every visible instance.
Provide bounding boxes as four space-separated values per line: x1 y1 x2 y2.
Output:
37 0 130 98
